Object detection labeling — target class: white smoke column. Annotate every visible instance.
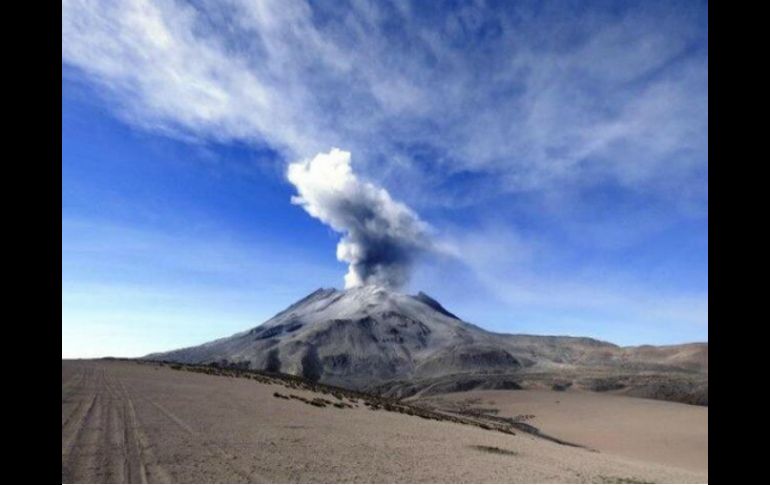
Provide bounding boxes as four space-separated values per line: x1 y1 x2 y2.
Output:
287 148 430 289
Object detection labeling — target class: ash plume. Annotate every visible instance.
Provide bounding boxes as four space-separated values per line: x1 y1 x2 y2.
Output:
287 148 430 289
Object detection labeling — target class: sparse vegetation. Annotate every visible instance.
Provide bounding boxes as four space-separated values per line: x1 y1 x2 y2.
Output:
142 359 692 455
552 382 572 391
139 360 524 437
469 445 518 456
597 475 648 484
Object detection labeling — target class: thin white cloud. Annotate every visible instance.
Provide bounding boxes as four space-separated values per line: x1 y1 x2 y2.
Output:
62 0 707 206
427 222 708 330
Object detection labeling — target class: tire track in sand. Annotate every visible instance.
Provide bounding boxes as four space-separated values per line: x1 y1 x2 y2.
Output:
95 378 137 483
63 362 263 482
100 369 134 483
61 367 94 431
62 367 98 457
62 384 104 482
105 367 172 483
142 397 262 482
62 364 172 483
61 365 86 401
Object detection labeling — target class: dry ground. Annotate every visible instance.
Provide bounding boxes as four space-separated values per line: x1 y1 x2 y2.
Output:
413 390 707 474
62 360 707 483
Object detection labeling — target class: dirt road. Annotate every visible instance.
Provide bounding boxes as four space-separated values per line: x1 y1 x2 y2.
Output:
62 360 707 483
62 363 172 483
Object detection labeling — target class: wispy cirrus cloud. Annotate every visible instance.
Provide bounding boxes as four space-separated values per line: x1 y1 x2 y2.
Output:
413 223 707 344
62 0 707 207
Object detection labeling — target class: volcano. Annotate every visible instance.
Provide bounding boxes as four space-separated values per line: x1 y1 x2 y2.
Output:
147 286 707 404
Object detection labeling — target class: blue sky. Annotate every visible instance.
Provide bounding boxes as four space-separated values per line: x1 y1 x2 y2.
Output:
62 0 708 358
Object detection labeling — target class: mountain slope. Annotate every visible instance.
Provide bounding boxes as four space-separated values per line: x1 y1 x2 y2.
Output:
146 286 707 404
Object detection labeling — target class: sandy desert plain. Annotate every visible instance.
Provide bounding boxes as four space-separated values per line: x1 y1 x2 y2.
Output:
61 359 707 484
